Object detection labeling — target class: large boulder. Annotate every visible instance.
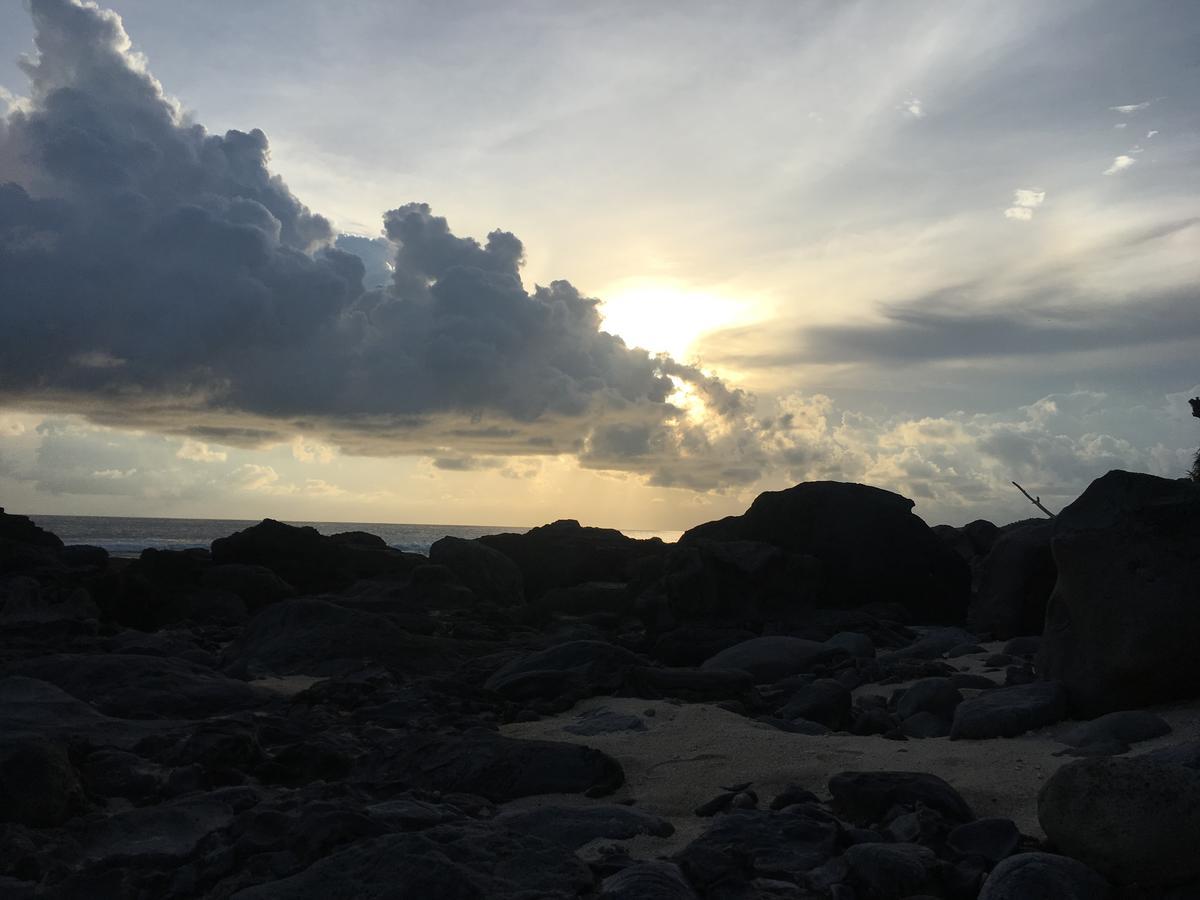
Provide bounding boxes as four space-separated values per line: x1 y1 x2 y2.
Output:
950 681 1067 740
681 482 970 622
970 519 1056 639
1 653 266 719
478 519 666 602
220 598 451 678
1037 471 1200 715
635 538 820 633
700 636 845 682
211 519 422 594
483 640 642 703
428 536 524 606
0 509 63 551
1038 756 1200 886
828 771 973 826
978 852 1111 900
0 734 83 827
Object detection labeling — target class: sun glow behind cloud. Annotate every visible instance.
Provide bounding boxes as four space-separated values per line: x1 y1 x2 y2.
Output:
597 279 750 361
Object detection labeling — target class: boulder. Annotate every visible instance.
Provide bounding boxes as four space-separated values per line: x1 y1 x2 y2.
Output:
895 678 963 722
978 852 1111 900
428 536 524 606
1037 471 1200 715
844 842 939 899
0 735 82 827
1 654 266 719
483 640 642 703
828 771 973 826
379 731 623 801
970 520 1056 639
624 666 756 703
601 861 697 899
681 481 970 622
535 581 632 618
778 679 852 729
1038 756 1200 886
0 576 98 625
230 824 593 899
220 598 451 678
635 538 820 632
1058 710 1171 752
201 564 296 610
700 636 845 682
950 681 1067 740
479 519 666 602
211 519 421 594
0 509 63 551
933 518 1002 565
947 817 1020 864
650 624 757 667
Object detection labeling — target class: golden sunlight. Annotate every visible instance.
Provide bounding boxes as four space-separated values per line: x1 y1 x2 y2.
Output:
597 279 747 362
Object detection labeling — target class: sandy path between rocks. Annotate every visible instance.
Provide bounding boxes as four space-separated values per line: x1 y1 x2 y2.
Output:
501 689 1200 859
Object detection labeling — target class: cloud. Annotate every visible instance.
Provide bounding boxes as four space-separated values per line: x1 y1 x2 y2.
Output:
0 0 759 491
176 439 227 463
1109 101 1151 114
1104 155 1136 175
1147 130 1159 139
903 97 924 118
1004 188 1045 221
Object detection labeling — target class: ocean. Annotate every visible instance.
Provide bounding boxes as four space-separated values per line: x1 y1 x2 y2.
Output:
25 514 682 558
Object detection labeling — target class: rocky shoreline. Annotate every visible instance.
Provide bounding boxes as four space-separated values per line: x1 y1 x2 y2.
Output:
1 471 1198 898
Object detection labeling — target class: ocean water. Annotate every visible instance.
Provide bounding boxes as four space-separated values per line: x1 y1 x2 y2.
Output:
26 514 682 558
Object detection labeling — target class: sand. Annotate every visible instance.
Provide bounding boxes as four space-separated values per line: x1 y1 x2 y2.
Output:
500 644 1200 858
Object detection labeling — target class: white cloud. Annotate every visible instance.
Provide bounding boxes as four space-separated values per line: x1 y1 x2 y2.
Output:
903 97 924 118
176 438 227 463
1114 122 1127 130
1004 188 1045 221
1103 155 1136 175
92 468 137 479
1109 101 1151 114
1147 130 1159 139
233 464 291 494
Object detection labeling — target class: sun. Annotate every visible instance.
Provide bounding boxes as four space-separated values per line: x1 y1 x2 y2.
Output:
597 278 747 362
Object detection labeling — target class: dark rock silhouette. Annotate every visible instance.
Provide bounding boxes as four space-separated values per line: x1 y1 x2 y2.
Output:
969 519 1056 639
1037 470 1200 715
681 481 970 623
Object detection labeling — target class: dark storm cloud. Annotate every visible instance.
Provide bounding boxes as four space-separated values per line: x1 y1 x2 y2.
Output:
0 0 755 488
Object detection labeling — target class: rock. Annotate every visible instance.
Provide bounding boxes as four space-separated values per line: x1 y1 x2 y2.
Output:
220 597 450 678
201 564 296 610
933 519 1002 565
1038 756 1200 885
844 842 939 899
1138 740 1200 770
83 795 236 865
950 681 1067 740
826 631 875 659
635 538 820 633
0 735 82 826
60 544 108 570
563 707 646 736
778 679 851 729
601 861 698 899
877 627 977 663
494 805 673 848
0 676 168 749
536 581 632 618
675 807 839 890
479 519 666 602
947 817 1020 864
381 731 624 801
0 576 98 624
970 520 1056 639
681 481 970 623
828 771 973 826
2 654 265 719
230 824 593 899
950 673 1000 690
0 509 63 550
651 625 757 667
898 711 951 739
978 852 1111 900
700 636 845 682
484 640 642 703
81 748 164 802
211 518 420 594
894 678 963 721
429 535 524 606
1037 471 1200 715
1059 710 1171 751
1002 635 1041 658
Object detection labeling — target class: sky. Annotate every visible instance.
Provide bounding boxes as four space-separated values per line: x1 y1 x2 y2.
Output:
0 0 1197 530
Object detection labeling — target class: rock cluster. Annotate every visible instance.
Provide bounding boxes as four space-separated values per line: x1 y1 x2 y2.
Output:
0 470 1197 897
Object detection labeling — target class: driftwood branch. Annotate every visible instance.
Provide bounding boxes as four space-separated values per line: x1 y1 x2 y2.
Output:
1012 481 1056 518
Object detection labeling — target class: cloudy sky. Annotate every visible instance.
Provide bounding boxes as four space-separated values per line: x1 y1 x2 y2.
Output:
0 0 1197 530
